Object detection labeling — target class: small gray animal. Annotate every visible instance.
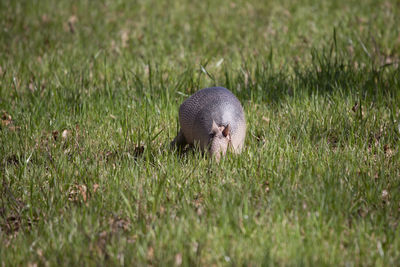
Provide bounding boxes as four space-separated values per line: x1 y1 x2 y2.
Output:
171 87 246 161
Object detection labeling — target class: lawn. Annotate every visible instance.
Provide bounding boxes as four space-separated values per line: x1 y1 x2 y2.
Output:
1 0 400 265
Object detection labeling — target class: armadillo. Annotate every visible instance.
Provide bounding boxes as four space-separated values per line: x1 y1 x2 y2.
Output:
171 87 246 161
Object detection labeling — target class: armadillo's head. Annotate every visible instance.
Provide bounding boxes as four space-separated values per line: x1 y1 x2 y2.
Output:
208 121 231 162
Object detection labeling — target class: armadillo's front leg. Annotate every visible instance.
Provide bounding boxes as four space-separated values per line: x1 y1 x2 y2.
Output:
171 129 187 149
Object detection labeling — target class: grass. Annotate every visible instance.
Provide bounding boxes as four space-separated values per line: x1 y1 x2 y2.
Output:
1 0 400 265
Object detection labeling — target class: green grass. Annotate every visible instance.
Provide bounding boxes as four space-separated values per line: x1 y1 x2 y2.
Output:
1 0 400 265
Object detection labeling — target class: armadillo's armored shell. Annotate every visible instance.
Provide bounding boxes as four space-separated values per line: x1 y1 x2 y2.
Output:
178 87 246 152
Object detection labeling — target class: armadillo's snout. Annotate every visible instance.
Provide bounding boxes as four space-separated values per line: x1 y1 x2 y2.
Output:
208 143 225 162
208 137 230 162
209 142 226 162
208 122 231 162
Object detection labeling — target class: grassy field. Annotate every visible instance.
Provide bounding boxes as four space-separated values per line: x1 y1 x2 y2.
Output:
1 0 400 265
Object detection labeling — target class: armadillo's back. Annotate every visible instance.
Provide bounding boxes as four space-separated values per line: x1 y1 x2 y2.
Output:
179 87 246 148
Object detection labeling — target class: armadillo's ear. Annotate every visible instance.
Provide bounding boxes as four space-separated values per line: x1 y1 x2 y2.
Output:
211 120 219 132
222 124 230 137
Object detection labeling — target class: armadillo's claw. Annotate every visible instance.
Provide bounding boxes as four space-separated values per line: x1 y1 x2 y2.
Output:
171 129 187 149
